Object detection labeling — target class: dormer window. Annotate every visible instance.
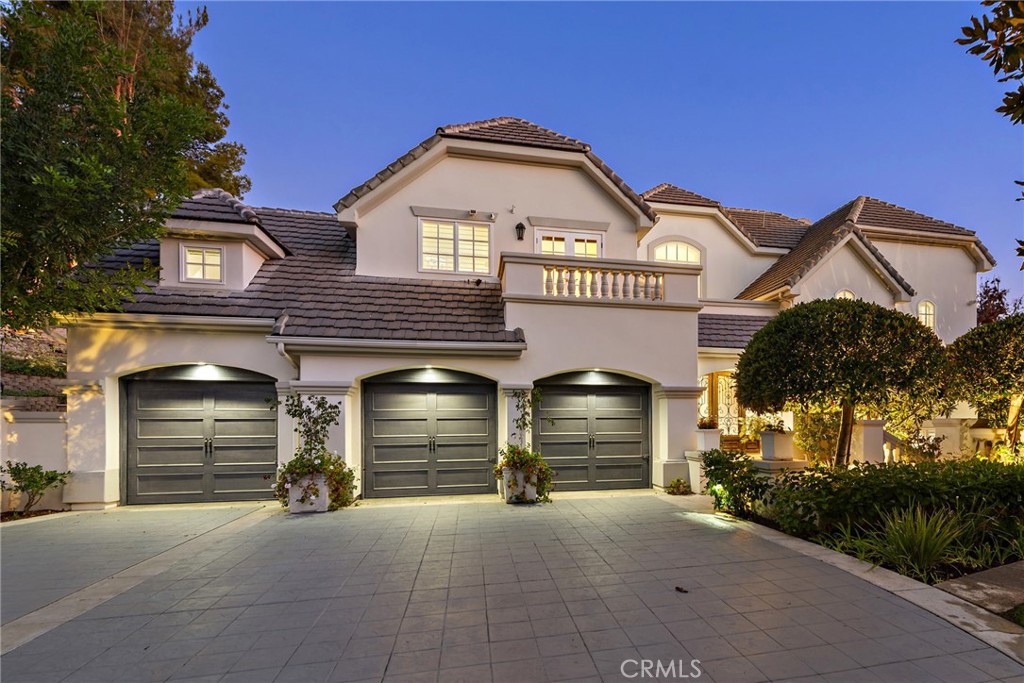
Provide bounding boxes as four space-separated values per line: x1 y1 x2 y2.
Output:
653 241 701 264
181 245 224 283
420 220 490 274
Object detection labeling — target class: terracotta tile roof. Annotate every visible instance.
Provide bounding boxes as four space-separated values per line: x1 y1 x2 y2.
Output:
335 117 656 222
722 208 811 250
736 197 914 300
99 204 523 344
856 196 995 264
642 183 720 208
698 314 774 349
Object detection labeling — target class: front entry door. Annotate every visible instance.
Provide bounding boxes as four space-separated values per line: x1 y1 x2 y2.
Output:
363 383 496 497
125 380 278 504
534 386 650 490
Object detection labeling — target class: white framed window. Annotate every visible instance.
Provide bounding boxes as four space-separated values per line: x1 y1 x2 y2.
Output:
918 300 936 329
420 220 490 274
653 240 701 264
181 245 224 283
535 229 603 258
835 289 856 300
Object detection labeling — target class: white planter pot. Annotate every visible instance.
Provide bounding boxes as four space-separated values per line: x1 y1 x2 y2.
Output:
499 467 538 504
288 474 329 513
696 429 722 451
760 432 794 461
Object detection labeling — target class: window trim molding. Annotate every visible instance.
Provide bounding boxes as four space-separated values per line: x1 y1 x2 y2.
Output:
417 217 493 276
534 227 605 258
526 215 610 232
647 235 705 295
917 299 936 329
179 244 226 284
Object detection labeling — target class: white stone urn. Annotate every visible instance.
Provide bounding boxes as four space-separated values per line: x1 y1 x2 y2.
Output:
696 429 722 452
288 474 329 513
499 467 538 504
760 431 794 461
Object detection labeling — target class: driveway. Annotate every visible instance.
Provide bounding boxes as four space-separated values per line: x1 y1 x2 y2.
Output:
1 494 1022 683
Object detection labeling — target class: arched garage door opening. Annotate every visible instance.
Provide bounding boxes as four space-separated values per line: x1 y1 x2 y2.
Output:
534 371 651 490
362 368 497 498
122 365 278 504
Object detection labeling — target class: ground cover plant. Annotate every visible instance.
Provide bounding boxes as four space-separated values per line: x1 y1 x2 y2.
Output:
702 450 1024 583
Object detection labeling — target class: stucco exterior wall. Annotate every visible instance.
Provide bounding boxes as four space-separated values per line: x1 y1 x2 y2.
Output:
1 408 68 512
638 210 780 299
795 242 897 306
353 153 641 280
869 240 979 343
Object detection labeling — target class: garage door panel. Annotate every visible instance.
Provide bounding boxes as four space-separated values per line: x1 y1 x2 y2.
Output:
372 470 429 492
436 467 492 488
436 417 489 437
212 386 276 411
135 473 205 496
540 393 588 411
436 442 491 461
436 392 489 412
371 418 429 438
372 391 429 411
136 446 204 466
595 393 643 411
210 472 277 494
212 445 278 466
595 440 645 457
539 440 589 458
548 465 590 485
371 444 429 464
136 388 204 411
136 418 205 438
595 463 645 484
214 418 277 437
595 416 644 435
537 417 588 435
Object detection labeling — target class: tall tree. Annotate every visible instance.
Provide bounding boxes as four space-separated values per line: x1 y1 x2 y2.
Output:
735 299 946 467
977 277 1023 324
948 314 1024 447
1 1 248 330
959 1 1024 124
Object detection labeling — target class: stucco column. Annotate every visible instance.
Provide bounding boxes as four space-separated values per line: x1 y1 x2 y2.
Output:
501 384 533 448
928 418 966 458
287 381 354 467
851 419 885 463
62 379 118 509
654 386 703 488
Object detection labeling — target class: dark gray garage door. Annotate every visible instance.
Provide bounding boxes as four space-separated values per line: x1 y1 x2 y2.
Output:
124 367 277 504
534 374 650 490
363 370 497 498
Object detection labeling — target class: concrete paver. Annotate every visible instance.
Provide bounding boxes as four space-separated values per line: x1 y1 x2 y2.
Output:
0 494 1022 682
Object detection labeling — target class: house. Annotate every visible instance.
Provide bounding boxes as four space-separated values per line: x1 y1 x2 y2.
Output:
57 117 995 508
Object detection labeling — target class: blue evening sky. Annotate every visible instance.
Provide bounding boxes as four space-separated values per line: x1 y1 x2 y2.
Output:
182 1 1023 295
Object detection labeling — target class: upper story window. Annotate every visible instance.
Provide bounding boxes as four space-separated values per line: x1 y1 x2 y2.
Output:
653 241 701 264
918 300 936 329
181 245 224 283
420 220 490 274
835 289 856 300
536 229 603 258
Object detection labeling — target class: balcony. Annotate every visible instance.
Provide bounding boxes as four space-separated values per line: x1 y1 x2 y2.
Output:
499 252 701 310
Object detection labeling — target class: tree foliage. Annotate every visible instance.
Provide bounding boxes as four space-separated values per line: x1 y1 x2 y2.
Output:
958 1 1024 124
1 1 248 330
977 277 1023 324
735 299 946 467
948 313 1024 446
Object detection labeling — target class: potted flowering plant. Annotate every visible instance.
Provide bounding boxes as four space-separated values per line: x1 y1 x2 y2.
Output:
494 388 555 503
272 395 356 513
696 416 721 451
752 416 793 461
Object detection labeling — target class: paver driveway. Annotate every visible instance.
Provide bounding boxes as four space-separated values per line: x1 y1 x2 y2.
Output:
1 494 1022 683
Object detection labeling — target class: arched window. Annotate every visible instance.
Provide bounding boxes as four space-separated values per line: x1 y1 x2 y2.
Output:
835 289 856 300
918 300 935 329
653 241 701 264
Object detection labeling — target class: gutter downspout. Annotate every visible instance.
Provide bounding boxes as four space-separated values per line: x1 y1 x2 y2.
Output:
272 314 299 370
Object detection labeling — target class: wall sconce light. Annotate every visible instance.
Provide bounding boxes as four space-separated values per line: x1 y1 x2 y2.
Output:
515 222 526 241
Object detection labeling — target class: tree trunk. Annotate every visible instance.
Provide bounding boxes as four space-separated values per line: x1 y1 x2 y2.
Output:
834 400 855 468
1007 394 1023 449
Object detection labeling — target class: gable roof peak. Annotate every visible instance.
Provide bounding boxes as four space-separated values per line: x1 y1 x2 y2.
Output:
641 182 720 208
436 116 591 153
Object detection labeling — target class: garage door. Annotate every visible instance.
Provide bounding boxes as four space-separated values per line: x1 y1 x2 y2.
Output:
363 371 497 498
534 376 650 490
124 367 278 504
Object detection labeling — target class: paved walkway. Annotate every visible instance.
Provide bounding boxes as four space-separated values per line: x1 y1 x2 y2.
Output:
1 494 1022 682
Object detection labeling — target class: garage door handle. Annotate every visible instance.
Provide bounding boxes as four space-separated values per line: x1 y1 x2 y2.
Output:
204 438 213 458
589 434 595 449
428 436 435 453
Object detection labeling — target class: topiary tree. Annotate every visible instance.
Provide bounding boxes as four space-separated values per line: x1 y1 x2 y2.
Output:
735 299 947 467
947 313 1024 447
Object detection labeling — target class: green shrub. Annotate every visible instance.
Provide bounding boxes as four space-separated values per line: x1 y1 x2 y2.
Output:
664 478 692 495
0 354 66 378
867 507 963 583
1 460 70 512
272 395 356 510
701 449 770 515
